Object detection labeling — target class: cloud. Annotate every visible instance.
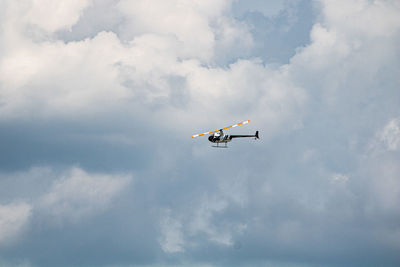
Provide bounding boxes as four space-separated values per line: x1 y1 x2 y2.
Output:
158 176 249 254
379 118 400 151
159 209 185 253
0 31 130 118
117 0 234 62
361 118 400 215
0 166 132 247
0 0 399 266
0 202 32 246
322 0 400 38
38 167 132 224
0 5 305 141
330 173 349 184
24 0 93 33
188 195 248 247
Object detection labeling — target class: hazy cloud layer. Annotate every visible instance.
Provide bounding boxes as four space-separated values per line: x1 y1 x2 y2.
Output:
0 0 399 266
0 202 31 246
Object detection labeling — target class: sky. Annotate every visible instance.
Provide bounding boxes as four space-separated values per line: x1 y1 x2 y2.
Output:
0 0 399 266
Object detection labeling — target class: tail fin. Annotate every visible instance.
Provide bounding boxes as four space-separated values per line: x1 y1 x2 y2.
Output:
255 131 259 139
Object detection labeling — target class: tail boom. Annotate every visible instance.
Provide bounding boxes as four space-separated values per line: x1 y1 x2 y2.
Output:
230 131 259 139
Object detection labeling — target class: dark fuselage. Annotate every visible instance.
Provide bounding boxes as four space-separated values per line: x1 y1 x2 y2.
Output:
208 134 232 143
208 131 259 143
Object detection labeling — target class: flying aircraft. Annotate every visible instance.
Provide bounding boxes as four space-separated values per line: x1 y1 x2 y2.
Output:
191 120 259 148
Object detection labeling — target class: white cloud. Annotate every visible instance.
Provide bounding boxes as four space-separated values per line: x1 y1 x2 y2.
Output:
189 196 230 245
159 210 185 253
0 31 305 143
39 167 132 224
188 194 246 246
380 118 400 151
0 31 131 118
0 202 32 245
0 0 397 130
368 118 400 154
363 118 400 214
322 0 400 38
291 0 400 77
117 0 231 61
23 0 93 33
158 193 248 251
0 0 307 144
173 59 307 135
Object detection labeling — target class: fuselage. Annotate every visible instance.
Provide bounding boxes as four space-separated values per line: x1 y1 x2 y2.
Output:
207 130 259 144
208 134 232 143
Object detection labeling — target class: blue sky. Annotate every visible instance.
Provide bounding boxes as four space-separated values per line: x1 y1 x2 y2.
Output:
0 0 400 266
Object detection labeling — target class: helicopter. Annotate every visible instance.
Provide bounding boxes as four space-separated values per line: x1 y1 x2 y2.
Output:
191 120 259 148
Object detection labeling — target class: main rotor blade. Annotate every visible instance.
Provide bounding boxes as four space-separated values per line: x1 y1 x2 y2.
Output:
191 120 250 138
221 120 250 131
191 129 220 138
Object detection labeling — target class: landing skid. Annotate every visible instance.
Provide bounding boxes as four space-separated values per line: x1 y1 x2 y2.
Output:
212 143 228 148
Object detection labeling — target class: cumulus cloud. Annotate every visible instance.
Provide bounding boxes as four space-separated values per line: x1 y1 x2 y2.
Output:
0 0 399 266
24 0 93 33
322 0 400 38
0 31 130 118
0 0 305 140
117 0 246 62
